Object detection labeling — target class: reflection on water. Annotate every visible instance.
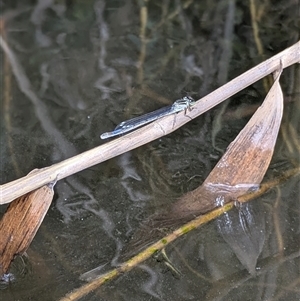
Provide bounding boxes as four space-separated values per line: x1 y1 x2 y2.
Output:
1 0 299 300
217 202 266 275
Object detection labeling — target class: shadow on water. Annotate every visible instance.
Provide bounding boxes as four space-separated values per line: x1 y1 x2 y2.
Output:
0 0 299 300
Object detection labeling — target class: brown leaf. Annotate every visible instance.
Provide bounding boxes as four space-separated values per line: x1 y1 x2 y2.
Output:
171 67 284 220
0 184 54 275
125 67 284 256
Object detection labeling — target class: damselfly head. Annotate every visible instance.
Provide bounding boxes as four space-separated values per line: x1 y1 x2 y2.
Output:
173 96 196 110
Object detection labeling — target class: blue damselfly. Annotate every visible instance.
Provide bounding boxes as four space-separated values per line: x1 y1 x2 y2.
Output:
100 96 195 139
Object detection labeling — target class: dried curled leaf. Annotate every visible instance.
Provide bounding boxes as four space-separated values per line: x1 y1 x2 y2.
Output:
126 66 284 261
0 184 54 275
216 67 284 274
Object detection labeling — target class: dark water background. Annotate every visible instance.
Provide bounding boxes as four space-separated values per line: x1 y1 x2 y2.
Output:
0 0 299 300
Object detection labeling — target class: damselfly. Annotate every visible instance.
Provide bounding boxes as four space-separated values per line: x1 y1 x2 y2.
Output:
100 96 195 139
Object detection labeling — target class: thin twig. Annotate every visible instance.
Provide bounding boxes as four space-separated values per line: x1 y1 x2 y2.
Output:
59 166 300 301
59 202 234 301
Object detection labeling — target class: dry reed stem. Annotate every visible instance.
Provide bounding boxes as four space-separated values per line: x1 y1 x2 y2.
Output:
0 41 299 205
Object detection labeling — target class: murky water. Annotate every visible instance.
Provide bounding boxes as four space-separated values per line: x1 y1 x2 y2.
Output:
1 1 299 300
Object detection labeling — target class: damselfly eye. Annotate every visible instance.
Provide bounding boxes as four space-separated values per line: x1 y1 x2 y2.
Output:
184 96 194 102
